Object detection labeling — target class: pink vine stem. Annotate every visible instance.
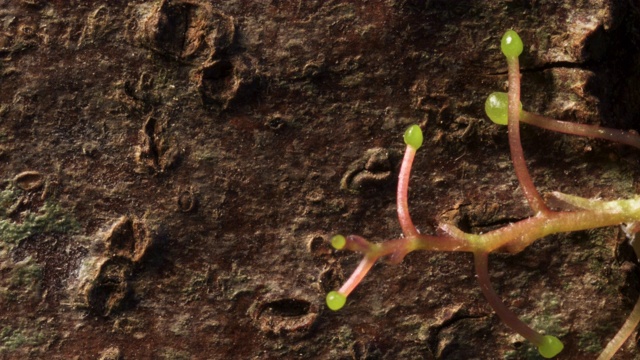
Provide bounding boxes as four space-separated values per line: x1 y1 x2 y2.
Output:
506 57 550 215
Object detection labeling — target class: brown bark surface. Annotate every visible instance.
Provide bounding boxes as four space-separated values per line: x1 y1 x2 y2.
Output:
1 0 640 359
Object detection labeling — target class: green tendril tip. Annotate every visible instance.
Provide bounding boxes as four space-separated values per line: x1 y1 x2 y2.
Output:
485 92 523 125
501 30 523 58
404 124 423 150
326 291 347 311
537 335 564 359
485 92 509 125
331 234 346 250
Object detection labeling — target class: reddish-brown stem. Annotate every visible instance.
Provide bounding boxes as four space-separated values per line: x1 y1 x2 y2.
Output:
521 111 640 150
337 237 414 296
397 145 419 237
338 256 376 297
474 251 545 346
343 235 375 253
507 57 550 215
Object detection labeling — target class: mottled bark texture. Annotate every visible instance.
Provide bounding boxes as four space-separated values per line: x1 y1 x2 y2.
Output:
1 0 640 359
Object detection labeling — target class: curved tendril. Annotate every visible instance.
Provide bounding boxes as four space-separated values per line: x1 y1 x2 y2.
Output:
474 251 563 358
398 125 422 238
503 31 549 215
597 297 640 360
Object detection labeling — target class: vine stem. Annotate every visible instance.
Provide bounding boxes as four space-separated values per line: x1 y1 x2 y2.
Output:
474 251 545 344
397 145 419 237
338 256 376 297
597 295 640 360
506 57 550 215
521 111 640 149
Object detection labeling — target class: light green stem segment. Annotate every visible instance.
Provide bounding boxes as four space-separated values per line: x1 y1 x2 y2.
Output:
552 192 640 214
440 204 640 254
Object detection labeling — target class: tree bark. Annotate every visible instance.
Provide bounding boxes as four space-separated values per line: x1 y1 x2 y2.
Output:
1 0 639 358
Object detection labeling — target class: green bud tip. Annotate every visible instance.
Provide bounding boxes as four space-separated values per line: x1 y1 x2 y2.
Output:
537 335 564 358
331 234 346 250
403 124 423 150
485 92 509 125
326 291 347 311
485 92 523 125
501 30 523 58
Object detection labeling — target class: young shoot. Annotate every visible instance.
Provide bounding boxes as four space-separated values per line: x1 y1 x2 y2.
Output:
485 91 640 149
327 29 640 359
403 124 423 150
326 291 347 311
330 234 346 250
501 29 523 59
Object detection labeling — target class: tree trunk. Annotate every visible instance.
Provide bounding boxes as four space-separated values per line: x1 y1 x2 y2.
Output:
1 0 639 359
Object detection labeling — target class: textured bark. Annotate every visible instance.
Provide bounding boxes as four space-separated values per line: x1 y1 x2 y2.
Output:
1 0 640 359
